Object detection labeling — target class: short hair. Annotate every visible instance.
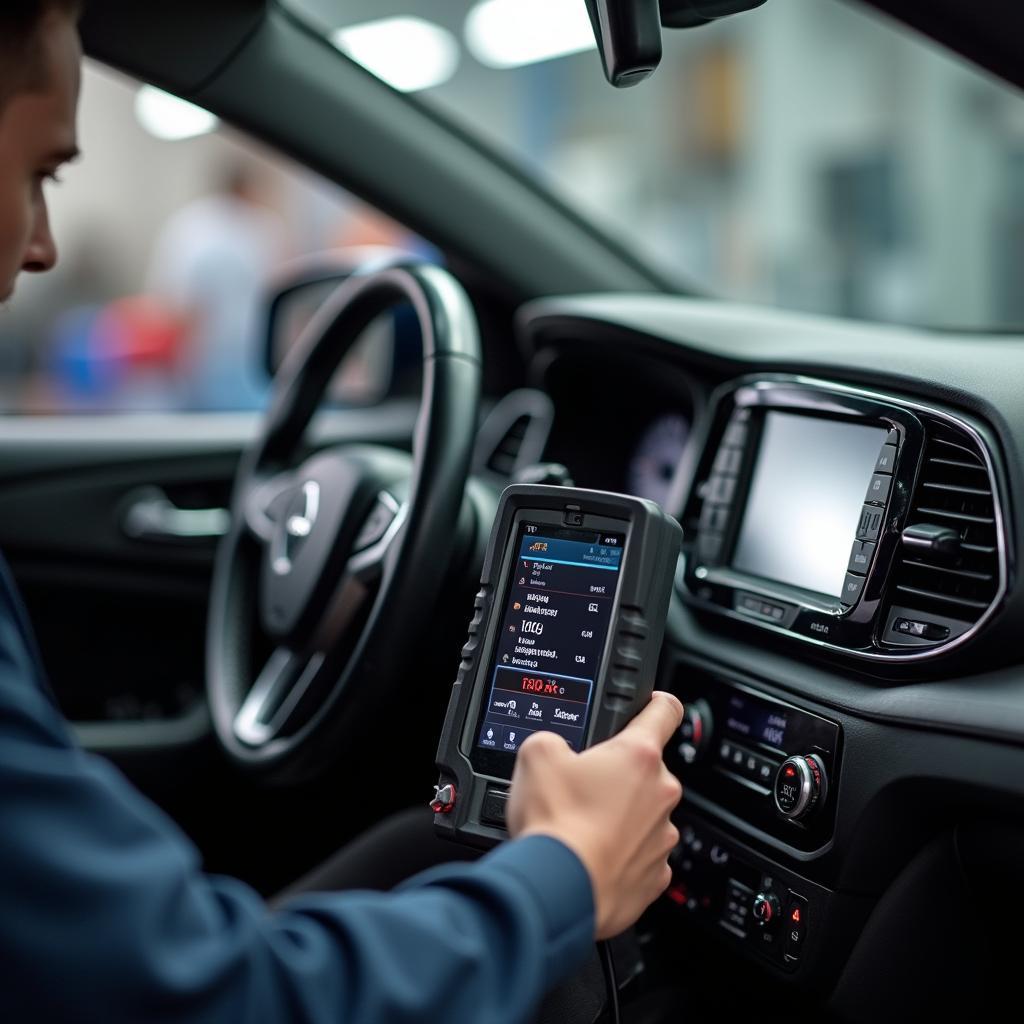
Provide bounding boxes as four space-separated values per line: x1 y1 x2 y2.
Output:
0 1 82 110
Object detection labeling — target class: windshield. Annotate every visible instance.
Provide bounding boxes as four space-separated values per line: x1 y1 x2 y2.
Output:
284 0 1024 331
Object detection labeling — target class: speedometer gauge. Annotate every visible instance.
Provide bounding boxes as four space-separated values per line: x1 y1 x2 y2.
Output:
627 413 690 506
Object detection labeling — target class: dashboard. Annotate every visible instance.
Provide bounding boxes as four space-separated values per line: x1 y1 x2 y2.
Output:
513 294 1024 1015
532 342 696 508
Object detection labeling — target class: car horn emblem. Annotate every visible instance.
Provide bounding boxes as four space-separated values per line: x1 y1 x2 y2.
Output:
272 480 320 576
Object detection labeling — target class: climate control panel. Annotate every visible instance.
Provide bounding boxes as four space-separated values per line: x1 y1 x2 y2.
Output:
662 815 826 973
666 658 841 852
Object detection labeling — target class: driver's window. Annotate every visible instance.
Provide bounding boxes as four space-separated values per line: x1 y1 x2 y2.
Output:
0 63 426 414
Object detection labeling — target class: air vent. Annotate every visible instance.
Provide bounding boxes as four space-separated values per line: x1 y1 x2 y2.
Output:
487 415 531 476
889 420 1001 628
473 389 555 480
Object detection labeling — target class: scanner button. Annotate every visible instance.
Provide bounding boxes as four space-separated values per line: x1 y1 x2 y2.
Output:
481 788 508 827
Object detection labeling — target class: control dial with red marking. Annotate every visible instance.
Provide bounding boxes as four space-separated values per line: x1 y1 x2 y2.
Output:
677 698 713 765
752 891 780 927
773 754 828 821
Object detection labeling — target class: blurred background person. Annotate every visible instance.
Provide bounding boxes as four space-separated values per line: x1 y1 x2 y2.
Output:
145 161 285 411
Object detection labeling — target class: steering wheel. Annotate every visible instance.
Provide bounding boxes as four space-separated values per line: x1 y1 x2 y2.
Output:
207 263 481 780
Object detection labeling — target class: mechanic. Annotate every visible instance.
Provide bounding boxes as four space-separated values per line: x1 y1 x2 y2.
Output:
0 3 684 1021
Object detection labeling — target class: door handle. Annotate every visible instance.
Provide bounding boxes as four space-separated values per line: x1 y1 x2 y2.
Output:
121 486 230 543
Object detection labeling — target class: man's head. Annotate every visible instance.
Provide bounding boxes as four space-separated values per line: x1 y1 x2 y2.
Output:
0 1 82 301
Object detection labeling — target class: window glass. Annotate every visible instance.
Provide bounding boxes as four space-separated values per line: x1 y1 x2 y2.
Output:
0 63 425 413
286 0 1024 330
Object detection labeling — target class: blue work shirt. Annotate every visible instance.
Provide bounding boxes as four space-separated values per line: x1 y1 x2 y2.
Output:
0 560 595 1022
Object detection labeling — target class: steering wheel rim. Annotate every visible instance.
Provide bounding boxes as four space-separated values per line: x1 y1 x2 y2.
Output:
206 262 481 780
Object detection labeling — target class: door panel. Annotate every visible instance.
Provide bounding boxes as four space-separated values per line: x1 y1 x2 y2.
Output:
0 404 416 746
0 404 420 887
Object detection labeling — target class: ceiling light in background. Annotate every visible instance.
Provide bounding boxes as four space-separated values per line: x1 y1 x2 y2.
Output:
466 0 597 69
134 86 220 142
331 17 459 93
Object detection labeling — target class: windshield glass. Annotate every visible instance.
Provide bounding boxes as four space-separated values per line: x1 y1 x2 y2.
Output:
284 0 1024 331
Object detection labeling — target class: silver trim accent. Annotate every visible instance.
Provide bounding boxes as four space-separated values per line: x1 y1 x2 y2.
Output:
234 494 407 748
685 375 1010 663
774 756 813 819
122 486 229 541
233 649 326 747
272 480 320 576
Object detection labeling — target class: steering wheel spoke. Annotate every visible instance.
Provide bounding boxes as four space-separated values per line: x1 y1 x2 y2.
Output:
306 494 407 650
348 492 404 578
242 470 299 544
233 647 326 747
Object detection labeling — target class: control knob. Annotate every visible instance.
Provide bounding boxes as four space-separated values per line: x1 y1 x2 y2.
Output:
752 892 780 927
774 754 828 821
677 698 713 765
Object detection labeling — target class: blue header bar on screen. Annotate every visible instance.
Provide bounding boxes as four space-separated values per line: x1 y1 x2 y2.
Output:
517 534 623 571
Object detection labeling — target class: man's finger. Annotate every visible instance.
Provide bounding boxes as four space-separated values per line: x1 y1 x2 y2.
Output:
622 691 684 748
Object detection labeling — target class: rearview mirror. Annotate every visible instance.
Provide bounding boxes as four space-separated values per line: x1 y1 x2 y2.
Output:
584 0 768 87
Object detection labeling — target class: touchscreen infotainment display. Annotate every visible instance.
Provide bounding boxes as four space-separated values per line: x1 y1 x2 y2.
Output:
732 412 887 598
475 522 624 760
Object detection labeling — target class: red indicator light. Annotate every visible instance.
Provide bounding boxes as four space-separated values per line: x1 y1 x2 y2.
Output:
667 885 687 906
791 907 801 924
784 766 796 777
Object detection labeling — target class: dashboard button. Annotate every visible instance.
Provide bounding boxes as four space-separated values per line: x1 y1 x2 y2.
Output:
696 532 723 562
723 421 748 447
713 446 743 475
865 473 892 504
735 593 791 625
752 892 780 928
886 427 900 445
707 475 737 504
841 572 866 604
875 444 898 474
856 504 885 542
786 892 809 928
677 699 713 765
700 503 730 532
894 617 950 641
848 540 875 574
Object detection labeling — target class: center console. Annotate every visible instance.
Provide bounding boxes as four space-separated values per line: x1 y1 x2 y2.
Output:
661 375 1011 979
661 656 842 975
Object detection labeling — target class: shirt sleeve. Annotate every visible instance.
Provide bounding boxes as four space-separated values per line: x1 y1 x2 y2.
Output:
0 614 595 1024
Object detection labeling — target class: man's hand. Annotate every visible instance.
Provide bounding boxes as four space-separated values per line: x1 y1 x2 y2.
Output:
506 692 684 940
